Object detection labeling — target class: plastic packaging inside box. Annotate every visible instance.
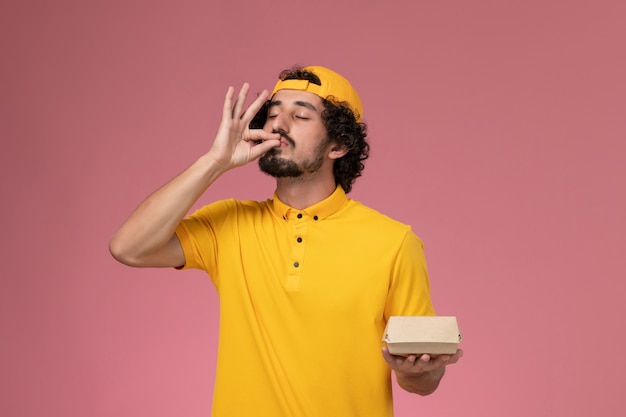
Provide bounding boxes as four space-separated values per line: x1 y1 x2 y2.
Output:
383 316 462 355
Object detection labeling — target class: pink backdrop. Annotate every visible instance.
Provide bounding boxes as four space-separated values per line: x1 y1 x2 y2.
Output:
2 1 625 416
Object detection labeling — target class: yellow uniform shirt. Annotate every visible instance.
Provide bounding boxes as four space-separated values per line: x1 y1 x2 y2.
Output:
175 186 435 417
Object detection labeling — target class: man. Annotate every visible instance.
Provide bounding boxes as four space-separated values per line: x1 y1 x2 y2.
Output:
109 65 463 417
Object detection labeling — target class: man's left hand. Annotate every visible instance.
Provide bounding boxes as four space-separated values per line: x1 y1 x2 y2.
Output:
381 347 463 395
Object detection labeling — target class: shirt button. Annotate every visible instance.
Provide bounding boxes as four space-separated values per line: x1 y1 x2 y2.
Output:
297 237 302 243
294 262 300 267
313 215 319 221
297 213 303 219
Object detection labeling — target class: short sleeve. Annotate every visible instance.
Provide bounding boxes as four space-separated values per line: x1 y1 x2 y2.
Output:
384 229 436 320
173 201 234 280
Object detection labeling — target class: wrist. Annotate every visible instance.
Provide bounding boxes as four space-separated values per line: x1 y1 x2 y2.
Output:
197 152 231 179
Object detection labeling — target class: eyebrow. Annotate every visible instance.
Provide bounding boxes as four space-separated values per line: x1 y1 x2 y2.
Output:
269 100 318 112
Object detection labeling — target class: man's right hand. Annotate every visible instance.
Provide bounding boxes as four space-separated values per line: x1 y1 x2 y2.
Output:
207 83 280 172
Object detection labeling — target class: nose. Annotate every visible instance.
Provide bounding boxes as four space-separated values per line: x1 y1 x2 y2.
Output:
269 112 289 134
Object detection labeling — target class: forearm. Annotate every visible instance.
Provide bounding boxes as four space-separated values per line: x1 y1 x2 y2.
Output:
109 153 226 266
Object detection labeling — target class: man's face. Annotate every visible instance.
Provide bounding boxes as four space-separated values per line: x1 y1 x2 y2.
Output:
258 89 331 178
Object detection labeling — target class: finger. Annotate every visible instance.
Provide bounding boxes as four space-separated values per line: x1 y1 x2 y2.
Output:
418 354 431 363
244 130 280 143
241 89 270 122
442 351 463 365
232 83 250 119
248 139 281 159
222 86 235 124
381 347 396 366
382 347 412 368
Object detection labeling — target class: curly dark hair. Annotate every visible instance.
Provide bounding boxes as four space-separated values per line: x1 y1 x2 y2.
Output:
250 67 369 193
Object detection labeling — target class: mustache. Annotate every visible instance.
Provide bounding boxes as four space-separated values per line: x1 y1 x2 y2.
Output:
273 129 295 147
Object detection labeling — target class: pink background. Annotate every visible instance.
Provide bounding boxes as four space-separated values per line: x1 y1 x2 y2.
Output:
2 0 625 416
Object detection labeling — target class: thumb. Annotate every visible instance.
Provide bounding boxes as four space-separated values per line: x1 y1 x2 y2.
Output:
249 138 280 158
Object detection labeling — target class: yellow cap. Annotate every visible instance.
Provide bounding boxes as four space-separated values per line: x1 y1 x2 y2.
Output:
271 66 363 121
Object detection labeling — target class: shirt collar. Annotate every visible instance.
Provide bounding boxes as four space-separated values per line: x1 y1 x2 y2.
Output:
271 185 349 222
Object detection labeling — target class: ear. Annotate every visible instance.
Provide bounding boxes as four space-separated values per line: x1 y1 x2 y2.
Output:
328 143 348 160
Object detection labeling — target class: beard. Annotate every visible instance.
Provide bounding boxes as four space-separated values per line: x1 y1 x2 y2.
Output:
258 143 326 178
259 134 328 178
